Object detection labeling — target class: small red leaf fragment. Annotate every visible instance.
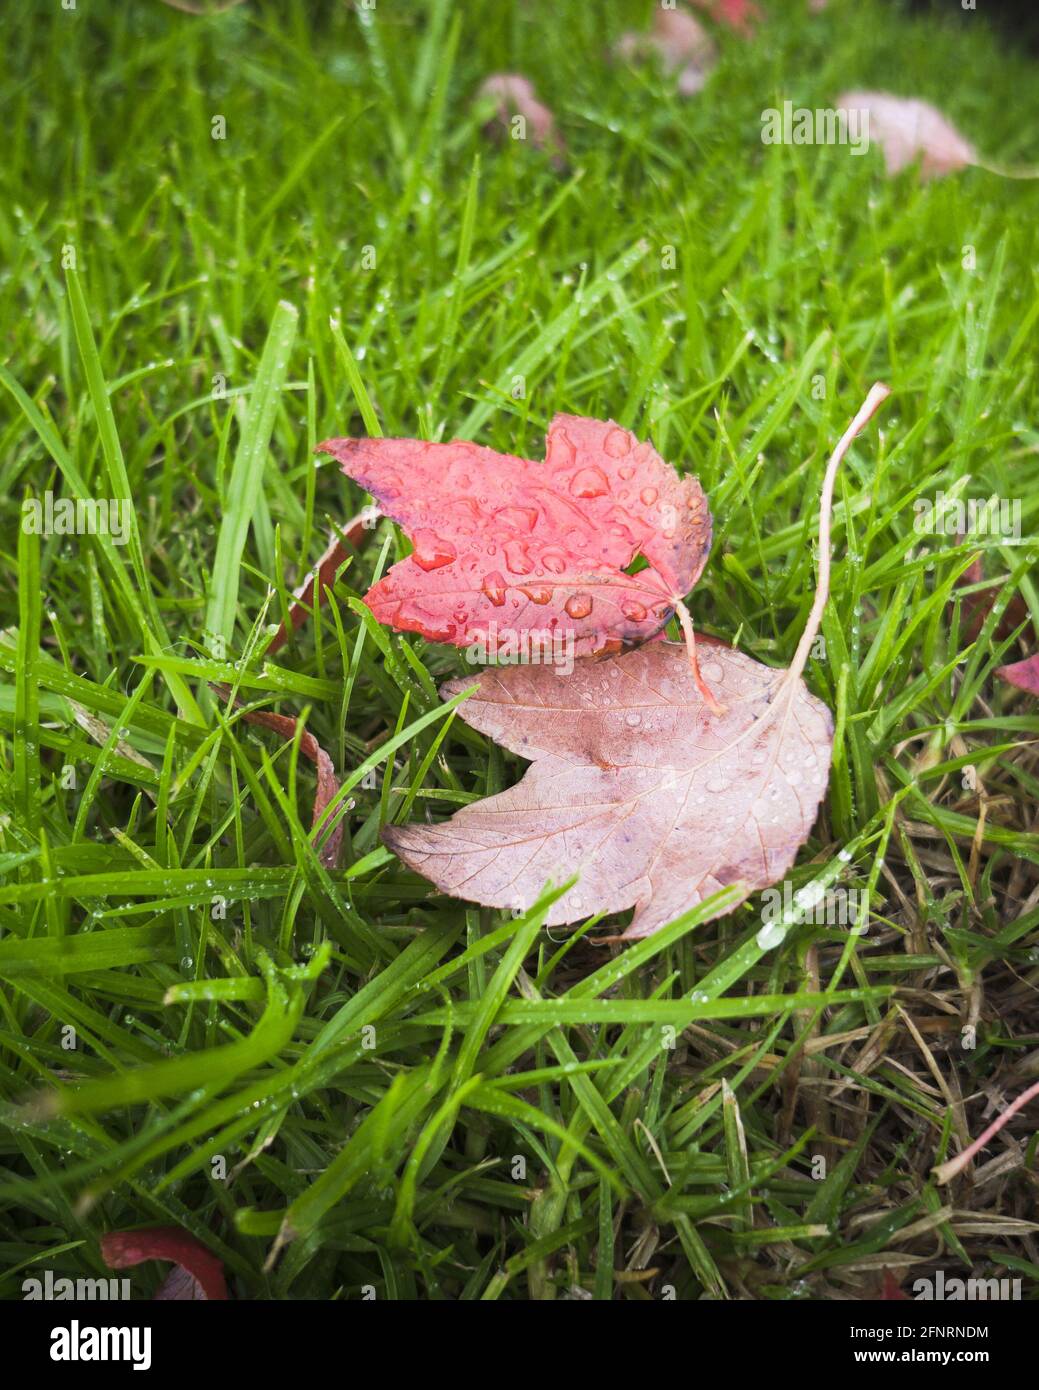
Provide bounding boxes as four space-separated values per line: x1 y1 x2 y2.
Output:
996 654 1039 696
689 0 762 37
880 1270 910 1301
100 1226 228 1301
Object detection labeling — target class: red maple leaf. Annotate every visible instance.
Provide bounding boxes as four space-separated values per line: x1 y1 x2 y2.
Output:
319 414 715 693
879 1269 910 1300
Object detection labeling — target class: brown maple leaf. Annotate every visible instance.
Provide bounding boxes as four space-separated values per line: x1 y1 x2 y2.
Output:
383 386 890 940
385 638 833 939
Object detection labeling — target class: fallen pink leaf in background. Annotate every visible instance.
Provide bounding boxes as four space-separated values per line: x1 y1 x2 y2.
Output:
213 686 343 868
101 1226 228 1300
615 5 718 98
836 90 976 180
477 74 565 161
319 415 713 661
997 654 1039 696
690 0 763 38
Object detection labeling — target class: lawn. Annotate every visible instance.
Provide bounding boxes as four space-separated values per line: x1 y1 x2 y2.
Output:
1 0 1038 1302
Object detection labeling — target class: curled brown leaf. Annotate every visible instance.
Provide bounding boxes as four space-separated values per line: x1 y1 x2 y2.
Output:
267 510 371 657
213 686 343 869
101 1226 228 1300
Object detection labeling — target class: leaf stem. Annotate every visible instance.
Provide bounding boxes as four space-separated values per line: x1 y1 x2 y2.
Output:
786 382 891 686
675 597 726 715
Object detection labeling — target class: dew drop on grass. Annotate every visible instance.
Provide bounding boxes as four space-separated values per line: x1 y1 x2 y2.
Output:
756 921 786 951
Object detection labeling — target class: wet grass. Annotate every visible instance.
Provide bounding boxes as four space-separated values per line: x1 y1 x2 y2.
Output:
0 0 1038 1300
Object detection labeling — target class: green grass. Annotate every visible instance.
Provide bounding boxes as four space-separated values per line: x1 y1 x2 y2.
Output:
1 0 1038 1300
